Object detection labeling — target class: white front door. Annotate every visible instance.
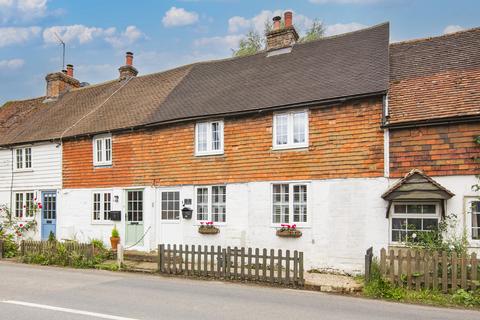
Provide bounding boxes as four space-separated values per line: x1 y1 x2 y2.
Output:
157 190 183 245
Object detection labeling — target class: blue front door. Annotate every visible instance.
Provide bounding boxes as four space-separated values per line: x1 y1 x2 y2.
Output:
41 191 57 240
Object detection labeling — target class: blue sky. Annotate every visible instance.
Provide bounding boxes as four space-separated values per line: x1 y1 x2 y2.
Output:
0 0 478 105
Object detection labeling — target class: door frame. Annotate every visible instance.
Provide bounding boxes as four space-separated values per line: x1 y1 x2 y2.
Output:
41 190 57 241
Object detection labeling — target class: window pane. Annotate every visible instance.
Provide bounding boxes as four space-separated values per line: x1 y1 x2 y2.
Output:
24 148 32 168
211 122 221 151
293 112 306 144
15 193 23 218
197 123 208 152
293 185 307 223
275 114 288 145
104 193 111 220
394 204 406 214
96 139 103 162
472 202 480 240
93 193 101 220
392 218 406 230
197 188 209 221
16 149 23 169
272 184 289 223
423 219 438 231
422 205 436 214
161 191 180 220
407 218 422 230
212 186 226 223
105 138 112 162
406 204 422 214
25 192 34 217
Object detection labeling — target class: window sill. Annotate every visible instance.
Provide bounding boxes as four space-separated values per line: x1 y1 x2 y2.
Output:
13 169 34 173
272 145 309 151
195 222 227 227
160 220 181 224
194 151 224 157
271 224 310 229
93 163 112 168
91 221 114 226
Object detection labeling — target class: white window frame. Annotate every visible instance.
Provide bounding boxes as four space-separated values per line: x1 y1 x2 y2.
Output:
271 182 310 227
272 110 309 150
389 201 440 244
93 134 112 166
194 185 227 224
195 120 224 156
14 147 33 172
160 190 181 223
465 197 480 246
14 191 36 220
92 191 113 224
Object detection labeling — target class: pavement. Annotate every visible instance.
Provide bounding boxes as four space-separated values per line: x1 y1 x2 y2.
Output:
1 261 479 320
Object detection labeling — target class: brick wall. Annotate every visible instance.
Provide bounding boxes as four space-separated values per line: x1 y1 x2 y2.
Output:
389 122 480 178
63 97 385 189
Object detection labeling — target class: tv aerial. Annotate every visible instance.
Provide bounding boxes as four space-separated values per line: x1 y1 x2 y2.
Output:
53 32 66 70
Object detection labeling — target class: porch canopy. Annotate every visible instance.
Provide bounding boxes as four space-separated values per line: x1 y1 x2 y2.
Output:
382 169 455 218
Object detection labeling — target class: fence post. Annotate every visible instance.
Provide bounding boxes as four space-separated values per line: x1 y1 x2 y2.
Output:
158 244 164 273
117 244 124 269
365 247 373 283
0 239 3 259
21 240 25 256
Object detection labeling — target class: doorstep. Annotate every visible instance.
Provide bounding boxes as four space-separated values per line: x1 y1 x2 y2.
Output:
304 272 363 293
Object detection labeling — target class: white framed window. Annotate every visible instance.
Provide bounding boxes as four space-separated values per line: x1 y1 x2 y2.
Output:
272 183 308 225
127 190 143 222
195 121 224 156
273 110 308 150
466 198 480 242
390 202 440 243
161 191 180 221
14 147 32 171
14 191 35 219
195 185 226 223
93 135 112 166
92 191 112 223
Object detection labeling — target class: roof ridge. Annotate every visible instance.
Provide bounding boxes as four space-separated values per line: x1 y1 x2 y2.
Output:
391 26 480 46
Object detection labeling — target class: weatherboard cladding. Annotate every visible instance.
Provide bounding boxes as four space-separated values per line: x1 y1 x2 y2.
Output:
0 23 389 146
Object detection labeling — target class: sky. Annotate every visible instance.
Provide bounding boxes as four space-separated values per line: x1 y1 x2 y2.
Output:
0 0 478 105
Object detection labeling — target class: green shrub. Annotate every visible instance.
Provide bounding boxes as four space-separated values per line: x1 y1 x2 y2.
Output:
111 226 119 238
0 231 18 258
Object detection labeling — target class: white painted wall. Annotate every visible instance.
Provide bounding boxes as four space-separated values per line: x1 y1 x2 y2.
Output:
0 143 62 240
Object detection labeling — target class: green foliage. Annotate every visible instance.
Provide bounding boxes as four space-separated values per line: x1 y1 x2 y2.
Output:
299 20 325 43
233 30 264 57
111 226 120 238
90 238 106 250
0 231 18 258
452 289 480 307
48 231 56 242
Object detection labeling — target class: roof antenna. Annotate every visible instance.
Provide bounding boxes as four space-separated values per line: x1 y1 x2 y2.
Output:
53 32 66 70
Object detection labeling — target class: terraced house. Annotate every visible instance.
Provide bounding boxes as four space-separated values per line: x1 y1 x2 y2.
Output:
0 13 479 273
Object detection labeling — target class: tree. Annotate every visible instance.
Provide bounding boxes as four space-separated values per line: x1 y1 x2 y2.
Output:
299 20 325 43
233 30 263 57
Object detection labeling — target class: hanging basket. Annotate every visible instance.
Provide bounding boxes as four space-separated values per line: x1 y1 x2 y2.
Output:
198 225 220 235
276 229 302 238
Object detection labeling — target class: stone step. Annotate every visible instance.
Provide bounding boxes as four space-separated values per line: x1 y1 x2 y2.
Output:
124 250 158 263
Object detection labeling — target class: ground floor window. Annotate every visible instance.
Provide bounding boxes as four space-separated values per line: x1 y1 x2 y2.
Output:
390 202 439 243
195 186 226 223
272 183 308 224
14 191 35 219
93 192 112 222
161 191 180 220
471 201 480 240
127 190 143 222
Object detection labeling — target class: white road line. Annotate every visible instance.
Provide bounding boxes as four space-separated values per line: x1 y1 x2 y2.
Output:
1 300 140 320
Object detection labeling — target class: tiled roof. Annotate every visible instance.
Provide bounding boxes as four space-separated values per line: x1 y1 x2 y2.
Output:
0 23 390 146
388 27 480 126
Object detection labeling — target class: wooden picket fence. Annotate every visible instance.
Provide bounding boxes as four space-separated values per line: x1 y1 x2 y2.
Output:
0 239 3 259
158 244 304 287
377 248 479 293
21 240 95 258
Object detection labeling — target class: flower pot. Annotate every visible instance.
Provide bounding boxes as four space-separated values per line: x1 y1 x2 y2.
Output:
276 229 302 238
198 226 220 235
110 236 120 251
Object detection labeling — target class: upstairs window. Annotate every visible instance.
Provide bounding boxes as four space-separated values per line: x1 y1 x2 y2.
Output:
93 135 112 166
195 121 224 156
15 147 32 170
273 111 308 149
92 192 112 223
390 203 439 243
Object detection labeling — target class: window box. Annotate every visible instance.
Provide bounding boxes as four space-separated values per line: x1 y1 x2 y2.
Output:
198 222 220 235
276 224 302 238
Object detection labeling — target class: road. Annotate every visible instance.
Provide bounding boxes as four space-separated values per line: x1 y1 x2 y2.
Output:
0 262 479 320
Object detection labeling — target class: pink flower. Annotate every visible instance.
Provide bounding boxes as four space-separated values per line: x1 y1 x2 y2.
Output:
38 203 43 209
19 224 23 227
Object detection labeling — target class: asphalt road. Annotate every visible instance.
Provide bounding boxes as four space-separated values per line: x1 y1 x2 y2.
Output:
0 262 479 320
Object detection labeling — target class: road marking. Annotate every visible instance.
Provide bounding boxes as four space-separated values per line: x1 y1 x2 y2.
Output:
1 300 140 320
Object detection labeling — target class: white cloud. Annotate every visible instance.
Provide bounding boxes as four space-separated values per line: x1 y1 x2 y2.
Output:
0 0 48 23
228 16 250 33
162 6 199 27
194 34 244 51
443 25 464 34
0 58 24 69
43 25 113 45
0 26 41 47
105 25 145 48
324 22 367 36
309 0 380 4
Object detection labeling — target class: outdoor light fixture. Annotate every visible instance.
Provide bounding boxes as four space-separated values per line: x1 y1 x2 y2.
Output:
114 195 119 203
182 206 193 220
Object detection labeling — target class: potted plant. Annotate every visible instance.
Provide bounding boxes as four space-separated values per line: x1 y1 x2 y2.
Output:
276 224 302 238
198 221 220 235
110 226 120 250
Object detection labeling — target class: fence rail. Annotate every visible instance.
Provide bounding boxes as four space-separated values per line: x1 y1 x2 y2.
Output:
21 240 95 258
375 248 479 293
158 244 304 287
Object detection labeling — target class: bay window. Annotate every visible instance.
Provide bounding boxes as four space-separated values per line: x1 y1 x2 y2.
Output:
390 202 439 243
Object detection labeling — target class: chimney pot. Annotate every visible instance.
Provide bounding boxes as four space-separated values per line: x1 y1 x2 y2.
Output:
126 52 133 66
273 16 281 30
284 11 293 28
66 64 74 77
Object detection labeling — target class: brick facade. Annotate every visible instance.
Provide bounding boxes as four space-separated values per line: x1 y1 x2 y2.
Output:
389 122 480 178
63 97 385 189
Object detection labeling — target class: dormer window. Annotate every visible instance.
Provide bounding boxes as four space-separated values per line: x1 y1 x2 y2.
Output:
93 134 112 166
273 110 308 150
14 147 32 171
195 120 224 156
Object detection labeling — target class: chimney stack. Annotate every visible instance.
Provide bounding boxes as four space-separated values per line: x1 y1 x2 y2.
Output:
44 64 80 102
119 51 138 80
266 11 299 52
